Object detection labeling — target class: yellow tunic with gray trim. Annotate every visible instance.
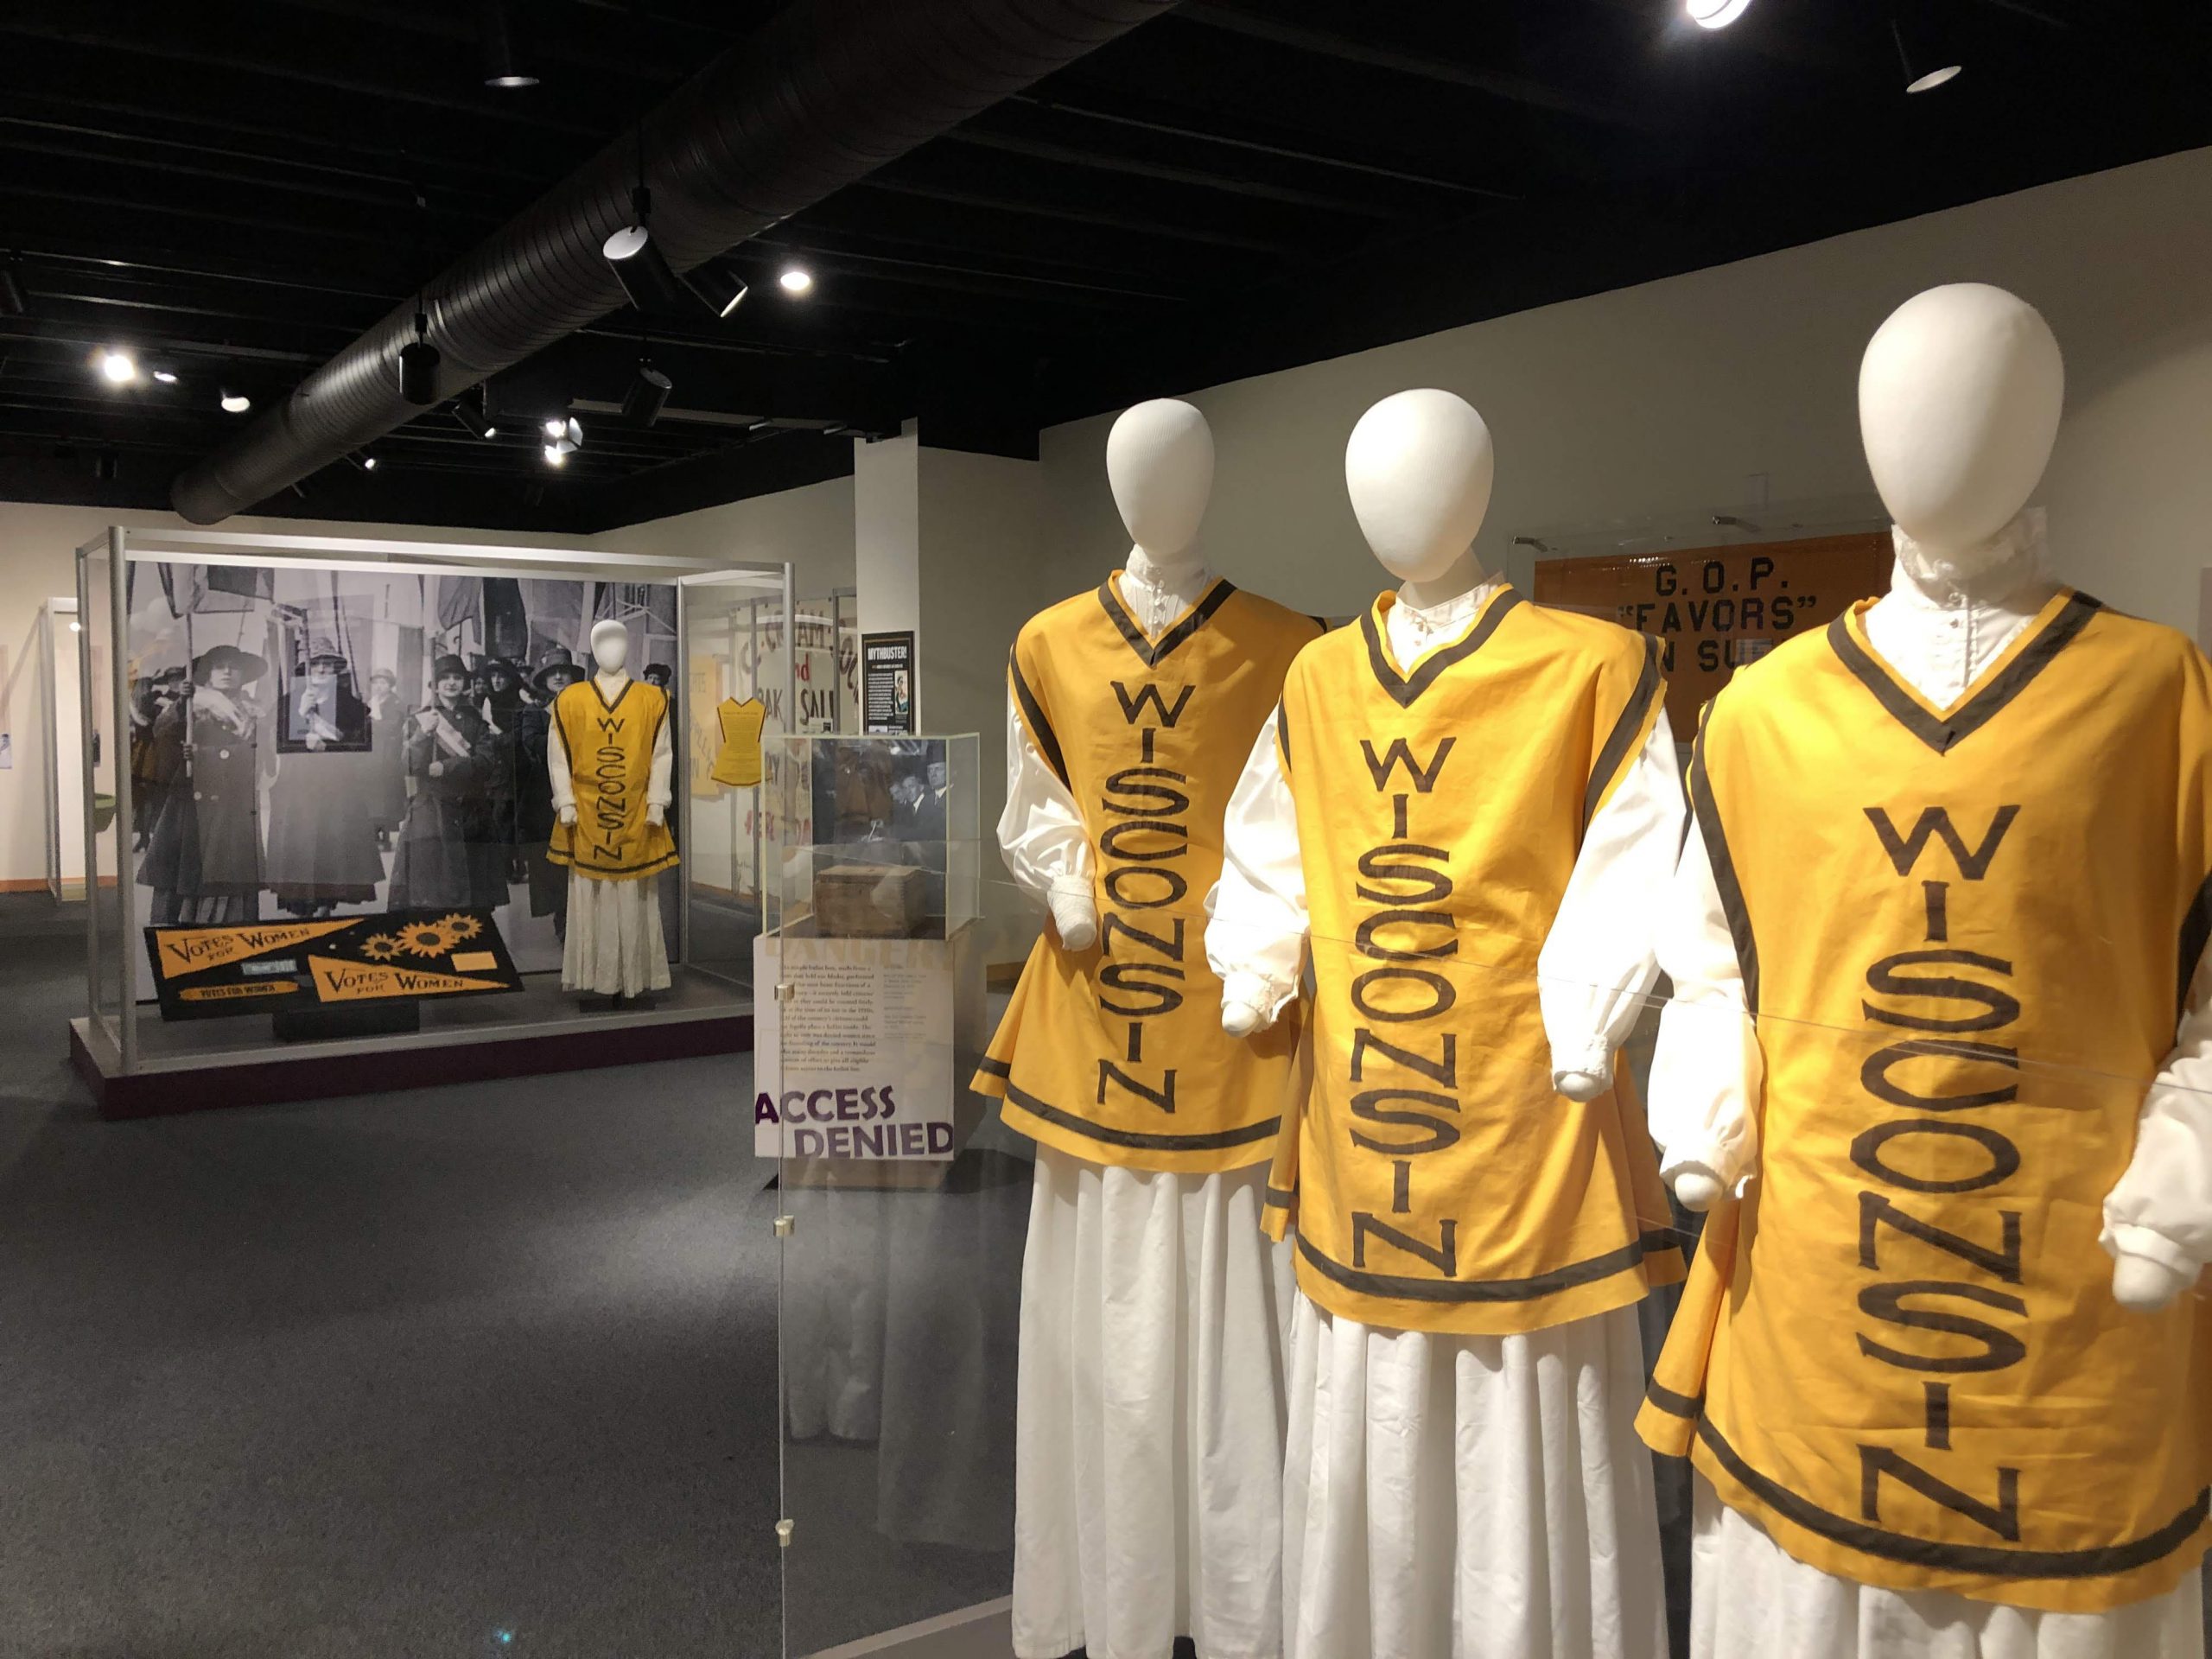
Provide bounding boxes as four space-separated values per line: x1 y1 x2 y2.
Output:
976 575 1320 1173
1266 587 1681 1336
1637 588 2212 1611
546 677 678 880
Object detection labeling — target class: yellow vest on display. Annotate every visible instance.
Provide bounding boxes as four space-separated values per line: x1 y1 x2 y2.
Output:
1637 589 2212 1611
547 677 679 880
1268 587 1681 1335
976 575 1321 1173
710 696 766 789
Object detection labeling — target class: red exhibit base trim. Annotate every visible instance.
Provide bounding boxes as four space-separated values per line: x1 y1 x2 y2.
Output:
69 1011 753 1121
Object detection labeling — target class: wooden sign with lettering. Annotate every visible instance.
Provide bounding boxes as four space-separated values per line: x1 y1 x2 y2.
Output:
1533 533 1891 737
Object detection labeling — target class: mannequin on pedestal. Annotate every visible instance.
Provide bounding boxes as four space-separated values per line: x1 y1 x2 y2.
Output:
547 618 676 1000
975 397 1321 1659
1208 388 1682 1659
1639 283 2212 1657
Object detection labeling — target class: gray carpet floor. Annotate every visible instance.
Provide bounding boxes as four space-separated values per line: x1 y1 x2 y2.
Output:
0 894 1019 1659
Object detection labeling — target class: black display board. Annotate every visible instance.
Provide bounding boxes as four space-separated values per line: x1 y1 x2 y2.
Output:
144 910 523 1021
861 630 916 734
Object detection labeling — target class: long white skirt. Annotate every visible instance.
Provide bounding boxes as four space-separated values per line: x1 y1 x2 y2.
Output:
561 869 670 996
1283 1293 1670 1659
1014 1146 1292 1659
1688 1476 2203 1659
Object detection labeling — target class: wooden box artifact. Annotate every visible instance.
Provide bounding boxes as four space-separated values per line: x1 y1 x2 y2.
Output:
812 863 925 937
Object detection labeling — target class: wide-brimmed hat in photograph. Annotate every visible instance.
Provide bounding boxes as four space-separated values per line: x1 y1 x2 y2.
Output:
531 647 585 693
430 653 471 684
192 644 268 684
303 638 348 669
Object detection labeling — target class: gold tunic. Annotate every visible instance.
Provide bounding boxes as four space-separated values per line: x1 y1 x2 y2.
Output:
976 575 1320 1173
1638 588 2212 1611
1267 587 1681 1335
547 677 677 880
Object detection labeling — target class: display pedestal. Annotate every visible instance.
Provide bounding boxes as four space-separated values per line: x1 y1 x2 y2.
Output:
272 1002 421 1044
754 918 988 1191
69 969 753 1119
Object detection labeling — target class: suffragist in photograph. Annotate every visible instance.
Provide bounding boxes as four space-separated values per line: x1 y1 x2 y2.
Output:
138 643 267 925
264 639 384 917
483 657 525 880
388 654 509 911
129 666 187 850
365 666 408 849
518 647 584 937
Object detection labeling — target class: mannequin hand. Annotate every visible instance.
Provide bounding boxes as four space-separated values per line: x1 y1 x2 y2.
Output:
1554 1066 1611 1103
558 804 577 827
2112 1250 2195 1313
1222 998 1265 1038
1047 890 1097 951
1670 1163 1726 1212
646 804 665 828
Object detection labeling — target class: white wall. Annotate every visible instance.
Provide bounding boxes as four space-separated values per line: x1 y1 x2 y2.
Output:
1039 144 2212 636
596 473 855 590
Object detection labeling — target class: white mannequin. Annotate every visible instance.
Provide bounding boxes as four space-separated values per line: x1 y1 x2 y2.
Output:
1222 388 1500 1039
1042 398 1217 952
559 619 664 831
1665 285 2187 1313
1205 389 1680 1659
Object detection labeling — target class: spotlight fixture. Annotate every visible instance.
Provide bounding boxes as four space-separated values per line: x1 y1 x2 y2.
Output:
150 366 179 385
1892 17 1961 93
542 444 569 468
480 0 538 88
219 386 252 414
779 266 813 296
453 384 498 440
622 360 673 428
99 348 138 385
346 450 379 474
398 302 441 405
1687 0 1753 26
686 264 750 319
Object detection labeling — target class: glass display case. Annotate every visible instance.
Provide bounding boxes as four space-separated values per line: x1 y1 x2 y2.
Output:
69 524 792 1109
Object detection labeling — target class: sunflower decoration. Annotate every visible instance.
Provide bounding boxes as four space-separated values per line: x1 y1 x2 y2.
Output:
359 933 403 963
397 919 458 958
437 912 484 944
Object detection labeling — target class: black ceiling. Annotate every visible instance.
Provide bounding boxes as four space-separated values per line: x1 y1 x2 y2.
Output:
3 0 2207 533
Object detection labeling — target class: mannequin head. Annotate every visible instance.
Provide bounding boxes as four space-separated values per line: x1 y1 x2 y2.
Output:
1859 283 2063 556
589 619 630 675
1344 389 1496 588
1106 398 1213 568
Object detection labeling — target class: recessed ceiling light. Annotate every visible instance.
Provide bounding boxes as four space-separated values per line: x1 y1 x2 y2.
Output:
779 266 813 295
99 349 137 385
150 367 179 385
1907 62 1962 92
220 387 251 414
1687 0 1752 27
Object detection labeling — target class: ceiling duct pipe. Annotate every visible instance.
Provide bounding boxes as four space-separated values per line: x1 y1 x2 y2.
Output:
171 0 1177 524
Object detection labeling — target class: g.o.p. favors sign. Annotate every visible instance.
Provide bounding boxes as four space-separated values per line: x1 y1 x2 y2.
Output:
1534 532 1891 738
